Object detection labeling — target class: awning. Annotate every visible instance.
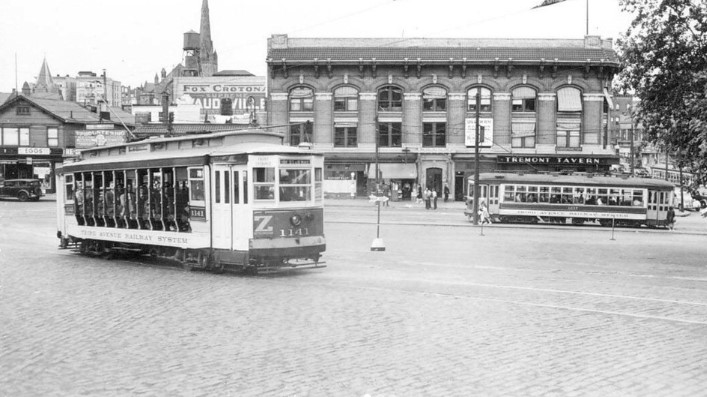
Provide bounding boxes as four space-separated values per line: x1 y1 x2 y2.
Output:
511 122 536 137
367 163 417 180
557 121 581 130
603 88 615 110
512 86 536 99
557 88 583 112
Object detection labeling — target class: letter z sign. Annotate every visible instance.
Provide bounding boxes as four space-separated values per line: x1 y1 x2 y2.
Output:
253 214 274 237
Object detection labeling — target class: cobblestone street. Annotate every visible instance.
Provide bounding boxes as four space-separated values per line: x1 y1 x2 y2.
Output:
1 198 707 396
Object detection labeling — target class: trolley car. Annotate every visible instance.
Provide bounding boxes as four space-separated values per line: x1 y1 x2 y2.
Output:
464 173 676 228
56 130 326 273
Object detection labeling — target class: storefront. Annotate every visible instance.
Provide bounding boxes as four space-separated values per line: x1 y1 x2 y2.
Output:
366 163 418 201
0 147 64 193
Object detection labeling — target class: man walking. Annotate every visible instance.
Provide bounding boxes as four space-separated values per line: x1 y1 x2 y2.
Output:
432 189 438 210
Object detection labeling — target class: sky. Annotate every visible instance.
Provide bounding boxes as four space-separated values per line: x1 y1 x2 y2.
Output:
0 0 634 93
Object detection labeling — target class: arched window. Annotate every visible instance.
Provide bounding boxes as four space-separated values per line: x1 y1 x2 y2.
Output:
512 87 536 113
467 87 492 112
377 86 403 111
289 87 313 111
556 86 583 148
556 87 582 112
422 87 447 111
333 86 359 111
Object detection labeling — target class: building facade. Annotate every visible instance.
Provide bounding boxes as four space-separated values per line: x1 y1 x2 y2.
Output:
266 35 621 200
0 96 133 192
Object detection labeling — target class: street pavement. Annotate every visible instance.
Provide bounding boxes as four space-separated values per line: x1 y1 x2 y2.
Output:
1 196 706 396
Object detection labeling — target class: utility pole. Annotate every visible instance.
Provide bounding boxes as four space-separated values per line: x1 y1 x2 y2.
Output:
371 117 385 251
629 122 635 176
473 90 481 226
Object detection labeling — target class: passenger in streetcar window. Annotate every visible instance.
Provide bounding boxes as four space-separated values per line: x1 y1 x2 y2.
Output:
105 184 115 216
550 194 559 204
527 194 537 203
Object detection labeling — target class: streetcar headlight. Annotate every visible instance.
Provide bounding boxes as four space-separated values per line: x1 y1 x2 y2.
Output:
290 214 302 226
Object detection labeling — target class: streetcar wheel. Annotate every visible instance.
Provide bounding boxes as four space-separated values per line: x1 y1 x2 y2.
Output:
210 262 224 274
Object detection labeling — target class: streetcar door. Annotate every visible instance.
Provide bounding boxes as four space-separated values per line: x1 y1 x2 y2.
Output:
211 165 232 249
231 165 249 251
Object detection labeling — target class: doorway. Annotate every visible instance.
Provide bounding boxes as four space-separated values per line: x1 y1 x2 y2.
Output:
426 167 443 196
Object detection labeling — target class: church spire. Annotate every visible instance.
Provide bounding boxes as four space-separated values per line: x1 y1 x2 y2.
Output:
34 57 54 93
200 0 213 58
199 0 217 76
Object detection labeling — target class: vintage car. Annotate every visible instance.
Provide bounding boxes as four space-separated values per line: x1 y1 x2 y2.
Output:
0 179 44 201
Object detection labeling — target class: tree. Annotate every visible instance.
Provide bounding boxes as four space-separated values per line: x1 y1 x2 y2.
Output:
617 0 707 184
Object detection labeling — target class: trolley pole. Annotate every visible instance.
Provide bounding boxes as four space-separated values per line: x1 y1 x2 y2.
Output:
473 91 481 226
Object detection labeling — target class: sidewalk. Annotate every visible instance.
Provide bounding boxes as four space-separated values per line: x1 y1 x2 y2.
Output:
325 196 466 210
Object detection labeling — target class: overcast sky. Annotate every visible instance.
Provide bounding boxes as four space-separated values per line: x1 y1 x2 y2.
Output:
0 0 633 93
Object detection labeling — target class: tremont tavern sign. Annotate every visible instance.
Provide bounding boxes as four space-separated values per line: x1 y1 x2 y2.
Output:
497 155 616 165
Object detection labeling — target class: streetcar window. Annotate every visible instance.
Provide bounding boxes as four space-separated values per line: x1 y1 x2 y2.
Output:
515 185 527 202
598 188 608 205
224 171 230 204
253 167 275 200
528 186 538 203
621 189 633 206
561 187 573 204
503 185 515 202
586 188 597 204
609 188 621 205
243 171 248 204
550 187 561 203
538 186 549 203
279 168 312 202
632 190 644 206
188 168 205 202
65 174 74 202
233 171 240 204
573 187 585 204
315 167 322 202
215 171 221 204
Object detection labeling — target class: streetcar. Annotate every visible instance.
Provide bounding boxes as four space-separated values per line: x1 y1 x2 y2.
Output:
464 172 675 228
55 130 326 274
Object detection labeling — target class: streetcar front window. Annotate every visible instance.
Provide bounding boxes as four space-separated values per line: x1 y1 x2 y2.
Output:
253 167 276 200
279 168 311 202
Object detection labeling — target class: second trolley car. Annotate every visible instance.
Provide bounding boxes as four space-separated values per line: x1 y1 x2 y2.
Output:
465 173 676 228
56 130 325 273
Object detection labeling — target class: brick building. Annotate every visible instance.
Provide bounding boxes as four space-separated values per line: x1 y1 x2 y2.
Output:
266 34 620 200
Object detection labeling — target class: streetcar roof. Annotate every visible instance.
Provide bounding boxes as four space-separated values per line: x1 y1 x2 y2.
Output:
59 130 322 173
470 173 675 190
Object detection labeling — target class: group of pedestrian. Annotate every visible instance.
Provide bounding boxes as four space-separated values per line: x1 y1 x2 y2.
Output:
419 187 438 210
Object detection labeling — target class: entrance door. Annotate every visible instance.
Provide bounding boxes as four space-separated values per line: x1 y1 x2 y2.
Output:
231 166 249 251
426 167 443 196
455 172 465 201
212 165 232 249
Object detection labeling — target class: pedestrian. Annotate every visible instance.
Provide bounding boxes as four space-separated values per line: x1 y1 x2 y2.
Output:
479 201 491 225
417 186 423 204
667 206 676 230
383 184 390 207
424 187 431 210
443 184 450 202
432 189 438 210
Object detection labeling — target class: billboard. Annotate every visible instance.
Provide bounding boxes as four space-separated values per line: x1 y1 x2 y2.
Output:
174 76 267 116
75 129 127 149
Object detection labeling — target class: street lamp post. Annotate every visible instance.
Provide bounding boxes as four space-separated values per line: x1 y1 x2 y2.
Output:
371 117 385 251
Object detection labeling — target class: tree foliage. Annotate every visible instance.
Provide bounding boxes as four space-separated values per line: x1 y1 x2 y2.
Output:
617 0 707 180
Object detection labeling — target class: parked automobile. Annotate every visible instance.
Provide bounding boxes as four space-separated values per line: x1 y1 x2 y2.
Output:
673 187 701 211
0 179 44 201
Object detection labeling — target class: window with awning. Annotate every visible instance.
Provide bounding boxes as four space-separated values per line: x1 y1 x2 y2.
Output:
367 163 418 180
557 87 582 112
512 87 537 112
511 122 536 148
